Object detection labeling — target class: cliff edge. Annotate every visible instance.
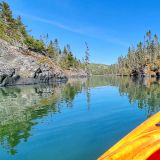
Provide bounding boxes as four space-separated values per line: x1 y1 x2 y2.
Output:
0 39 67 86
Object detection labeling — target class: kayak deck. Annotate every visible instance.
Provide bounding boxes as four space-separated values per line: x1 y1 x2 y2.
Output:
98 112 160 160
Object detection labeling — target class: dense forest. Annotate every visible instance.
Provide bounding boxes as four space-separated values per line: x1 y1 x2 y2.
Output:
107 31 160 77
0 1 90 71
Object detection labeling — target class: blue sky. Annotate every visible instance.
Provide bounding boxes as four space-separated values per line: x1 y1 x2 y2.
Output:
4 0 160 64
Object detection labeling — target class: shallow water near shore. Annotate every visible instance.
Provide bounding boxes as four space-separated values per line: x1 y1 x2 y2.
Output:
0 76 159 160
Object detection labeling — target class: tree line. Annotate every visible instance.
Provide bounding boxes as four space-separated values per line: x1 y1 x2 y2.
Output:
0 1 90 71
106 30 160 76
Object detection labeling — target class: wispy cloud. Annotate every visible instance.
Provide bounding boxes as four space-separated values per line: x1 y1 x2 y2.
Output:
15 11 129 47
16 12 81 33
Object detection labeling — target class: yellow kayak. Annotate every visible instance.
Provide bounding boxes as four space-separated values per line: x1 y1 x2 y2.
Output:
98 111 160 160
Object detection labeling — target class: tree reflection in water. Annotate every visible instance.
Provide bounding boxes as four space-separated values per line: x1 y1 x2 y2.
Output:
0 81 88 155
0 76 160 155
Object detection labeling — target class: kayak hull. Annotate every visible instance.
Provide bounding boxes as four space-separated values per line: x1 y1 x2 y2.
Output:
98 112 160 160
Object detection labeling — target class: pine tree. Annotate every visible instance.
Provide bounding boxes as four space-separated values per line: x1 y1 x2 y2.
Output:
63 46 68 55
66 44 71 54
15 16 27 37
47 40 56 58
84 42 90 76
54 38 59 54
0 1 13 24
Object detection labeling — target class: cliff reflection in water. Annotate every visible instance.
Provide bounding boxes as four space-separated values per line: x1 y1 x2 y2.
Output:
0 80 89 155
0 76 160 155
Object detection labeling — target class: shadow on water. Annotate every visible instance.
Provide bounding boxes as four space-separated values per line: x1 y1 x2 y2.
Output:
0 76 160 156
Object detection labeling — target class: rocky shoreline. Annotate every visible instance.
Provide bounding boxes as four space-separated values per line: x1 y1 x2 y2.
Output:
0 39 87 87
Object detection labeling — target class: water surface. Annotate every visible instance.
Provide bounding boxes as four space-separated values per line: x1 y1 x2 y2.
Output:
0 76 159 160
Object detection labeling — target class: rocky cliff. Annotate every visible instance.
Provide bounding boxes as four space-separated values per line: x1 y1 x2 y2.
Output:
130 62 160 77
143 62 160 77
0 39 68 86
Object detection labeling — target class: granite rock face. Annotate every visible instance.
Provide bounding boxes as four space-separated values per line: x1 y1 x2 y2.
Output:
0 39 67 86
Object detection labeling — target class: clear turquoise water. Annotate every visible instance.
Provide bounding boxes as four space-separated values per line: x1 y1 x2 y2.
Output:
0 76 159 160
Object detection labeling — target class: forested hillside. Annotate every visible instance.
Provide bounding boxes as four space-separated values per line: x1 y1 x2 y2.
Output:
0 1 88 71
107 31 160 77
89 63 108 75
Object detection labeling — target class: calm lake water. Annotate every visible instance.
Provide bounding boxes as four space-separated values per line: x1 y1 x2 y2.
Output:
0 76 159 160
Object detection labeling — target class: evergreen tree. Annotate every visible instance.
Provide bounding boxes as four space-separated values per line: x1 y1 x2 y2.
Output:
63 46 68 55
24 36 45 52
84 42 90 76
47 40 56 58
54 38 59 54
66 44 71 54
15 16 27 37
0 1 13 23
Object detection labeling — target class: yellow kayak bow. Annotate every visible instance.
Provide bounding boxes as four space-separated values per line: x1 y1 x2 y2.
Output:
98 112 160 160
